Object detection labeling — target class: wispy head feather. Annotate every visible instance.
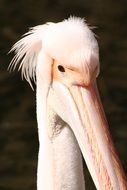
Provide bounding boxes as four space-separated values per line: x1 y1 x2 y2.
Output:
9 24 48 87
9 17 99 87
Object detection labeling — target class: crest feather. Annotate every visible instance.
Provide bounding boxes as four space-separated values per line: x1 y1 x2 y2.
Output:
9 24 48 87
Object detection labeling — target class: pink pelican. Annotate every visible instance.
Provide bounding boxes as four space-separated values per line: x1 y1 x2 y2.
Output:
10 17 127 190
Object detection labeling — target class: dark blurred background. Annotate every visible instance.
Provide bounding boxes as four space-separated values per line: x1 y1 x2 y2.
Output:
0 0 127 189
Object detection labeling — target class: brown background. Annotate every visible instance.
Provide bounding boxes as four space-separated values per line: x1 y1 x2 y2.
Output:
1 0 127 189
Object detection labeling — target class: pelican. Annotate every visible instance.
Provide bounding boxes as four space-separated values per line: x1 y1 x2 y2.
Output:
9 17 127 190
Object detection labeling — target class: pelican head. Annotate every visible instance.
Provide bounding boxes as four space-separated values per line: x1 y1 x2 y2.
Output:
10 17 127 190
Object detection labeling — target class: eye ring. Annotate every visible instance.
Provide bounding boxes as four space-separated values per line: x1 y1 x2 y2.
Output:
58 65 65 72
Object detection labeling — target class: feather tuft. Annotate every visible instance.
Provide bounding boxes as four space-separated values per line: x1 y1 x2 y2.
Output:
9 24 48 87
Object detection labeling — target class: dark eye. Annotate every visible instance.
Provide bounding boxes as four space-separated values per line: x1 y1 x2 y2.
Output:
58 65 65 72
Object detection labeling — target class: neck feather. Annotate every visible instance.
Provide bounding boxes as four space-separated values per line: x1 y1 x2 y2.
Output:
36 78 85 190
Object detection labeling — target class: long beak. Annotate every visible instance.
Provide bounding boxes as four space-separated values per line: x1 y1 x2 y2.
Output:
52 81 127 190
